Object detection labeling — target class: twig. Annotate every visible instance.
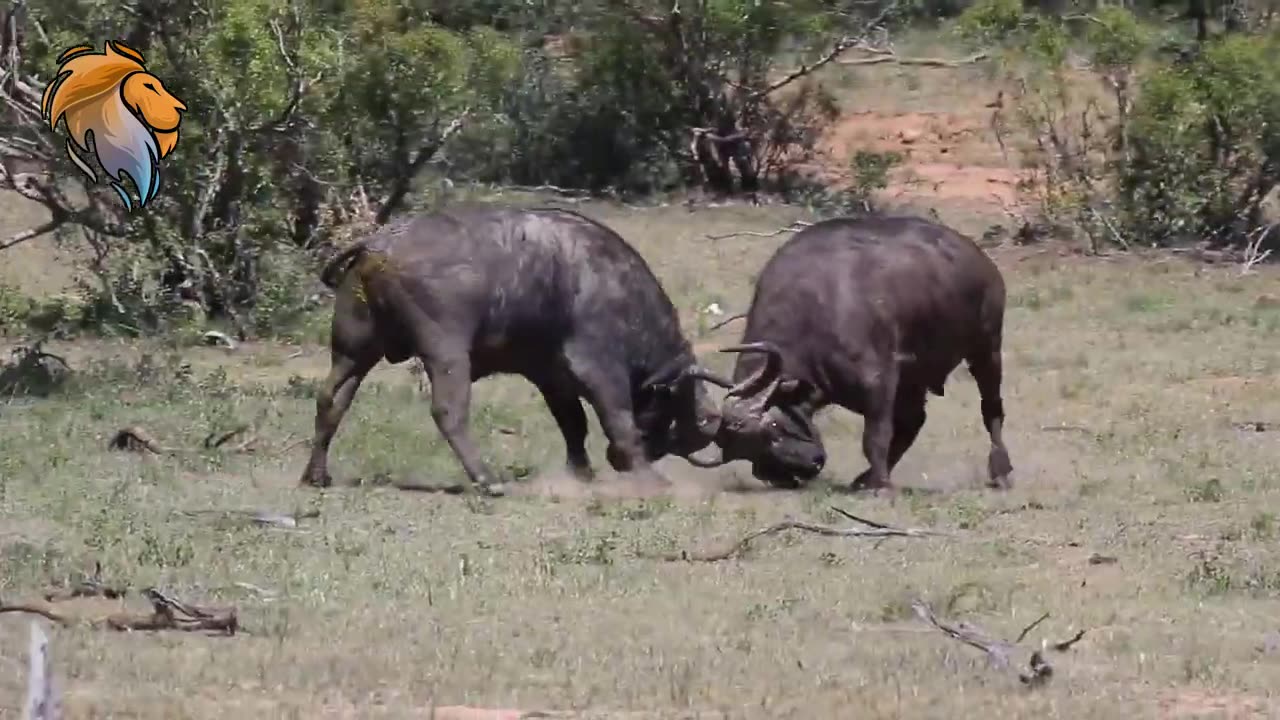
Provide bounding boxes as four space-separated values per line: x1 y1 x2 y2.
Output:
374 110 470 225
706 312 747 332
836 51 989 68
203 424 250 449
706 220 811 241
107 426 170 455
757 0 901 97
175 508 319 530
911 600 1086 688
1014 612 1051 644
1241 221 1276 275
650 506 944 562
249 6 321 134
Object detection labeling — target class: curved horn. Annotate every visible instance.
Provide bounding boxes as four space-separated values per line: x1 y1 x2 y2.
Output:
719 341 785 399
640 355 692 389
681 365 735 389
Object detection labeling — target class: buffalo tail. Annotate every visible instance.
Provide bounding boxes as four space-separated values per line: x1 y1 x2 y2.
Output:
319 244 366 290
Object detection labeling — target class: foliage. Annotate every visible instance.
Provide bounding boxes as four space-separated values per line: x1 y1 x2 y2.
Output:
1121 32 1280 246
0 0 906 339
843 150 905 212
970 0 1280 252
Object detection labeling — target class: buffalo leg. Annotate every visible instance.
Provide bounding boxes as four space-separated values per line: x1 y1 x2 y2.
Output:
848 363 899 493
968 348 1013 489
533 379 594 481
566 353 667 485
421 351 501 494
301 350 377 487
853 385 928 490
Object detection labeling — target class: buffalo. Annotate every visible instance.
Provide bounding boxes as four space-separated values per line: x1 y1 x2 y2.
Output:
300 205 727 493
690 214 1013 494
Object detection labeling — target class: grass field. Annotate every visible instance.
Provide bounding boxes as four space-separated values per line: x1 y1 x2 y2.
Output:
3 56 1280 719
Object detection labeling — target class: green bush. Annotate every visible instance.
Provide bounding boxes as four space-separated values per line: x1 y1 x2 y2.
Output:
1120 32 1280 247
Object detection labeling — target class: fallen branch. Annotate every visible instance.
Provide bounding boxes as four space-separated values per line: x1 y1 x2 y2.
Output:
203 424 250 449
911 599 1086 688
2 588 237 635
175 508 319 530
110 424 279 456
706 220 812 241
650 506 945 562
107 426 170 454
201 330 237 350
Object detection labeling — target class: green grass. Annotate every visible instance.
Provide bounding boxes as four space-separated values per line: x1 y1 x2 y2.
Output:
3 202 1280 718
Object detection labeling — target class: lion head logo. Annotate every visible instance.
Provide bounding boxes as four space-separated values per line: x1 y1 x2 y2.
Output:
41 41 187 212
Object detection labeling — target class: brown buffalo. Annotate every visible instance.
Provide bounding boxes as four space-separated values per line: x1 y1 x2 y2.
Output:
301 205 726 493
691 214 1013 493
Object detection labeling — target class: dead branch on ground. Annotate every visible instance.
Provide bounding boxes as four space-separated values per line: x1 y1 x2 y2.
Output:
175 508 319 530
203 424 250 449
911 599 1086 687
706 220 812 241
107 426 171 454
2 585 238 636
650 506 946 562
110 424 282 456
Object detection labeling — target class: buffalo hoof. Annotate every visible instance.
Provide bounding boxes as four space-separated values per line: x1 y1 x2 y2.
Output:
301 470 333 488
987 448 1013 490
477 482 507 497
567 463 596 483
846 470 893 496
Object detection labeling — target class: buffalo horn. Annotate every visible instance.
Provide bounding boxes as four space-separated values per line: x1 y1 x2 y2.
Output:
718 342 784 399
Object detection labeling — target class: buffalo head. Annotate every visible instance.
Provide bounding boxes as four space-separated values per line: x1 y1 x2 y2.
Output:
686 342 827 488
633 354 731 462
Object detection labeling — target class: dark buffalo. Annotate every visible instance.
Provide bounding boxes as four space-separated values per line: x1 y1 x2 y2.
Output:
301 205 726 492
691 214 1013 493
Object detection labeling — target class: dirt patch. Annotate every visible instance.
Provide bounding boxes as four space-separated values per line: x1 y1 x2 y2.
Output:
810 109 1029 213
509 462 768 502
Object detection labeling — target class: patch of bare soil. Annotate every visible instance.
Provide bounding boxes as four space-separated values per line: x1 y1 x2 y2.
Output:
810 109 1029 213
509 462 768 502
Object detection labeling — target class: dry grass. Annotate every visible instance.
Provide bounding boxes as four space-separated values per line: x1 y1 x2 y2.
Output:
2 199 1280 719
